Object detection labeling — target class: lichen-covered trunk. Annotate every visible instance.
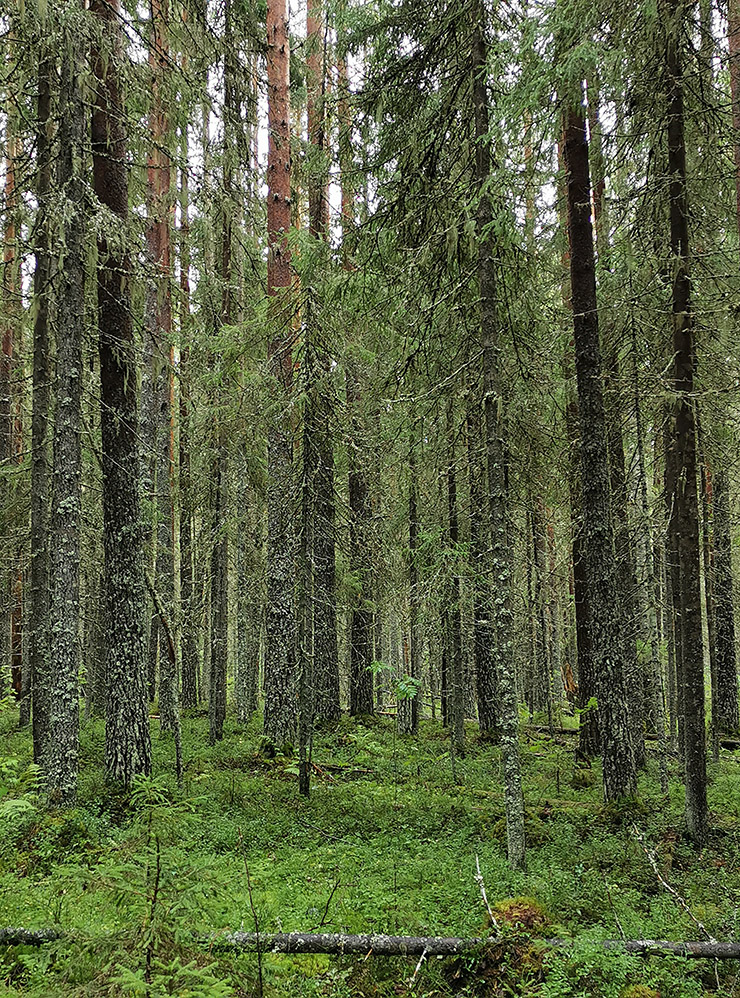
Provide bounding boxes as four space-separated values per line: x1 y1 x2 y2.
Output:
306 0 339 725
146 0 178 735
92 0 152 786
467 406 498 741
632 343 668 790
236 486 260 723
472 4 526 869
713 468 739 734
563 104 636 801
46 32 85 805
664 0 707 844
30 43 52 765
263 0 297 746
605 366 644 767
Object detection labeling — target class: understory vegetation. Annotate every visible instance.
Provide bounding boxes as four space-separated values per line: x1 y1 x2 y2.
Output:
1 708 739 997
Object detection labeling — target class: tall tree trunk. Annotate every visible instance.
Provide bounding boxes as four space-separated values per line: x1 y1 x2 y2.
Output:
398 418 420 735
563 97 636 801
47 26 85 805
236 486 259 722
446 413 465 758
698 434 719 759
30 41 52 764
306 0 339 727
632 338 668 791
179 102 198 710
713 468 739 733
664 0 707 844
92 0 152 786
147 0 178 735
1 56 19 700
467 406 498 741
729 0 740 247
208 0 235 746
472 2 526 869
347 367 374 716
263 0 296 746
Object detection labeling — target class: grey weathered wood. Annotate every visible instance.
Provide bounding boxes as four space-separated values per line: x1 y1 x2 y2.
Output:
4 929 740 960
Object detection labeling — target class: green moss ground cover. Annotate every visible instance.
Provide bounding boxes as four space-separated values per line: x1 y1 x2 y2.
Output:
1 709 739 997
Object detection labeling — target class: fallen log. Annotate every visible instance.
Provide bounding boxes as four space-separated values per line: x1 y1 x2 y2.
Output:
3 928 740 960
207 933 740 960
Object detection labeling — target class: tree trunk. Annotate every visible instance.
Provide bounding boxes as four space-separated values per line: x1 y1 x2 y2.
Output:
713 468 739 734
236 486 259 722
729 0 740 246
209 0 235 746
467 406 498 741
664 0 708 844
347 366 374 716
472 2 526 868
307 0 339 726
30 41 52 765
563 100 636 801
46 24 85 806
179 109 198 710
146 0 178 736
446 410 465 758
398 418 420 735
92 0 152 786
263 0 297 746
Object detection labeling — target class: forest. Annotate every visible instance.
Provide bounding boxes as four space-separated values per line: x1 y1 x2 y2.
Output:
1 0 740 993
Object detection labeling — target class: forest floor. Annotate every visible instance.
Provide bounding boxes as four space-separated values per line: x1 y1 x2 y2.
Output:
1 707 739 997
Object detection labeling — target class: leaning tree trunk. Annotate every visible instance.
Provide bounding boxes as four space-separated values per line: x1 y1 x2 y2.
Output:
472 1 526 869
46 26 85 806
664 0 708 845
92 0 152 786
563 97 636 802
263 0 297 746
30 39 52 766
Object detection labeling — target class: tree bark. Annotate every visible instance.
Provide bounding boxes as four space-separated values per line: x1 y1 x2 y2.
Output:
664 0 708 845
446 410 465 758
347 366 374 716
179 103 198 710
263 0 297 746
467 406 498 741
563 100 636 801
30 40 52 765
472 1 526 869
713 468 739 733
46 20 85 806
92 0 152 786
